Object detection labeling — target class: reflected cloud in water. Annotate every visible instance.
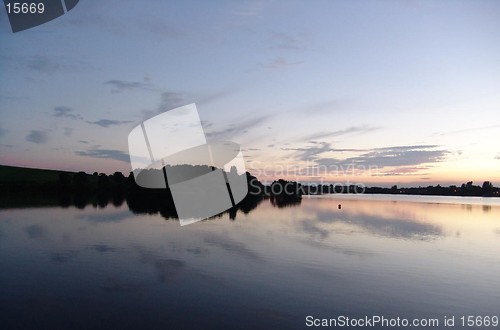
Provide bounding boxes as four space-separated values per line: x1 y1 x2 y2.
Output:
134 246 187 283
185 246 210 256
301 202 442 241
154 259 186 283
86 244 119 253
76 210 134 223
299 237 378 258
50 250 79 263
300 220 330 239
204 233 263 262
24 224 46 239
341 214 441 240
100 276 150 293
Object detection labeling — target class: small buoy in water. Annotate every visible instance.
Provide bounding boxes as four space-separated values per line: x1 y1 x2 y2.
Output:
338 204 341 210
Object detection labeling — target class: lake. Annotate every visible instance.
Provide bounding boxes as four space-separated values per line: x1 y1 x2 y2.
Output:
1 194 499 329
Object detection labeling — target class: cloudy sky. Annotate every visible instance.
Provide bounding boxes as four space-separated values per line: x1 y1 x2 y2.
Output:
1 0 499 186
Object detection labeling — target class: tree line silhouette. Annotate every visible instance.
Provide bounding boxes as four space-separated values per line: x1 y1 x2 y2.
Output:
364 181 499 197
1 164 498 218
0 164 302 220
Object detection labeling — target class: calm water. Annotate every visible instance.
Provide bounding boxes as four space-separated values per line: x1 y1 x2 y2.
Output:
1 195 499 329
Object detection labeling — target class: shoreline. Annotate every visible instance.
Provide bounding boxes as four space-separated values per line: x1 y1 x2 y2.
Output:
307 193 500 206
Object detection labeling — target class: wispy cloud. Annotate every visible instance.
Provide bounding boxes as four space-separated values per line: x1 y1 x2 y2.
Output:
139 89 235 121
267 32 309 51
63 127 73 136
374 166 431 176
26 130 49 144
195 89 237 106
65 2 182 40
201 120 213 129
300 98 355 115
229 0 268 17
75 148 130 163
105 79 153 93
138 90 187 120
25 56 89 74
26 56 60 74
0 127 6 137
258 57 304 69
53 106 83 120
87 119 133 127
436 124 500 136
297 125 380 142
205 115 270 140
157 91 186 112
283 141 334 161
315 145 449 169
282 126 380 161
282 143 449 177
349 145 447 167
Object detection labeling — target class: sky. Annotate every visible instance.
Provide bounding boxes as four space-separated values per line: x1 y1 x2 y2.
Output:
1 0 499 187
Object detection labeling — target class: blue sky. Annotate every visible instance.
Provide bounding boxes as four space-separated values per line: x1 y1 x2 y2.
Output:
1 0 499 186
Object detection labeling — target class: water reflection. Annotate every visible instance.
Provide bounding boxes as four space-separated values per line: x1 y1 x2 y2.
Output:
86 244 119 253
0 186 304 223
301 199 442 241
204 233 264 262
76 210 134 223
0 189 269 222
100 276 149 293
299 238 378 258
50 250 79 263
1 195 500 329
24 224 46 239
270 195 302 208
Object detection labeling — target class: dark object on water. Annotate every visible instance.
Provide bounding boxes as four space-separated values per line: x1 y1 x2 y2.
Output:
338 204 341 210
